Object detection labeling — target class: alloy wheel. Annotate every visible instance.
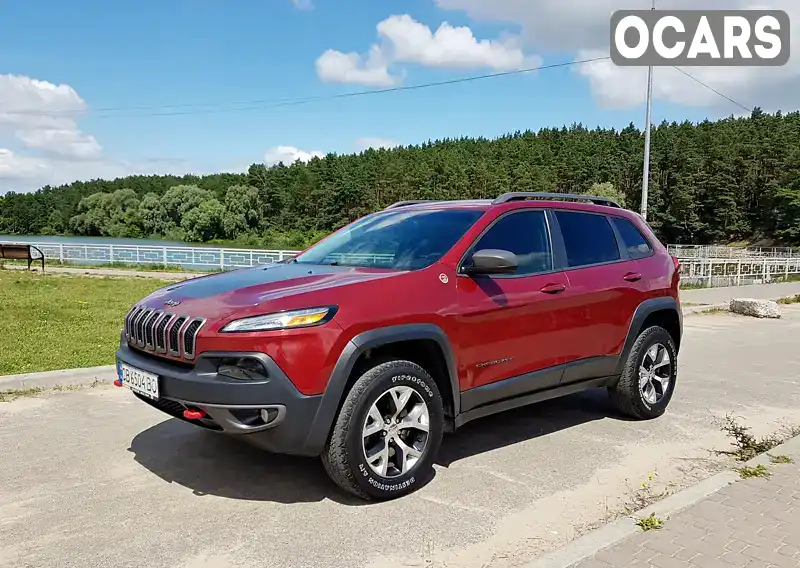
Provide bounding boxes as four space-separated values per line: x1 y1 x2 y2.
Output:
639 343 672 405
361 385 430 478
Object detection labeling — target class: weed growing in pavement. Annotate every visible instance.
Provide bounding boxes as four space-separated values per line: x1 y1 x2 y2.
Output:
768 454 794 464
622 472 672 515
0 379 104 403
696 308 728 316
0 387 46 402
716 414 798 461
635 513 664 531
777 294 800 305
737 464 770 479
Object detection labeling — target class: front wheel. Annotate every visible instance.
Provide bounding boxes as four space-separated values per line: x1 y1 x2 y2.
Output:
609 326 677 420
321 359 444 500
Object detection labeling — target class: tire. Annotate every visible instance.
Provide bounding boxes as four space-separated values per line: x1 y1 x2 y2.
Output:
321 359 444 501
609 326 677 420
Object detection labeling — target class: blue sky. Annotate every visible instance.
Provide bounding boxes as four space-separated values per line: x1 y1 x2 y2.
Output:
1 0 796 193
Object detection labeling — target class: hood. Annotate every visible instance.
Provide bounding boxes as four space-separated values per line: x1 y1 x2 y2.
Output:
139 262 405 319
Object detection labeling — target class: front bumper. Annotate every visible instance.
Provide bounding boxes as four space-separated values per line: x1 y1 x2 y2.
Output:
115 340 323 456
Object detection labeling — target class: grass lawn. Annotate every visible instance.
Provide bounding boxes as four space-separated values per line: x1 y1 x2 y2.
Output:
0 270 170 376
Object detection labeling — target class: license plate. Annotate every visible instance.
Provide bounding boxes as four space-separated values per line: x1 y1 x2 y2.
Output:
118 362 159 400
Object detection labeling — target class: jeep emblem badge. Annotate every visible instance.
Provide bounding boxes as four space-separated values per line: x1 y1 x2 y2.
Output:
439 274 449 284
164 299 181 307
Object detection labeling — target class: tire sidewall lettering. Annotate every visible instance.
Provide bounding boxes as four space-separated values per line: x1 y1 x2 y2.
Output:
351 367 442 499
391 374 434 399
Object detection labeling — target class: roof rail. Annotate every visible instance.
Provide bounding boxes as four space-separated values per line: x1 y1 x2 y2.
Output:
492 192 622 209
384 200 436 210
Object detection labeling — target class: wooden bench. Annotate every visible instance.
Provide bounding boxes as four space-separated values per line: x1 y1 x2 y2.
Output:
0 243 45 271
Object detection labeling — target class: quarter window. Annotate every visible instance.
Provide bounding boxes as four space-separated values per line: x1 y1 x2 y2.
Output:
611 217 654 260
467 210 553 275
554 210 621 268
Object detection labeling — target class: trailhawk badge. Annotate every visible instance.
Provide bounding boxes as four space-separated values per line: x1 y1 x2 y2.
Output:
439 274 449 284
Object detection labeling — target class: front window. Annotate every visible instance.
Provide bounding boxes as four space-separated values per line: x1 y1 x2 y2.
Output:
293 208 485 270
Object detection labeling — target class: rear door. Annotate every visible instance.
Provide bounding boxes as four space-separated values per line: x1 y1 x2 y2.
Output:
456 209 573 393
549 209 646 380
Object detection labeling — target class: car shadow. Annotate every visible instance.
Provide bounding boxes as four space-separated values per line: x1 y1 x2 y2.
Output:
436 387 628 467
128 388 628 504
127 419 371 506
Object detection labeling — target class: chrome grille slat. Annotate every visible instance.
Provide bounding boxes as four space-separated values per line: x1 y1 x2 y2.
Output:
168 316 188 357
124 307 139 340
182 318 205 360
154 313 174 353
134 309 150 347
144 310 161 349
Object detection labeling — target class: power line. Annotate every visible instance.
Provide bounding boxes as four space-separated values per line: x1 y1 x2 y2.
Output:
672 66 754 113
7 56 611 119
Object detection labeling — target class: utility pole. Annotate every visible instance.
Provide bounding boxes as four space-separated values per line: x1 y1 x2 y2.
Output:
640 0 655 221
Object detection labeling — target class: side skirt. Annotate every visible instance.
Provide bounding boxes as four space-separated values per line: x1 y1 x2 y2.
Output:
454 376 616 429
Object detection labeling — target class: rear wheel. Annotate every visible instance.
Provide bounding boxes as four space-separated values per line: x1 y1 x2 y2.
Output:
609 326 677 420
321 359 444 500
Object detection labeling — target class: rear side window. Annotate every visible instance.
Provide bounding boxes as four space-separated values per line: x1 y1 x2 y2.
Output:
469 210 553 275
554 210 621 268
611 217 653 259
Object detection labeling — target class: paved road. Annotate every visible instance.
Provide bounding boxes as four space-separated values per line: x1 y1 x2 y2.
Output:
574 437 800 568
680 281 800 306
2 307 800 568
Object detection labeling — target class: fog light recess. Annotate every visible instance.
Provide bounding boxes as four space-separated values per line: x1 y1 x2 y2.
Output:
260 408 280 423
218 357 269 381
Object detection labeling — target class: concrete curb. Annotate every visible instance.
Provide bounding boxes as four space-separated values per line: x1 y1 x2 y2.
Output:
522 434 800 568
681 302 729 316
0 365 116 391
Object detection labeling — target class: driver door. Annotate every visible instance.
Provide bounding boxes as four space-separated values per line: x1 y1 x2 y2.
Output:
456 209 573 395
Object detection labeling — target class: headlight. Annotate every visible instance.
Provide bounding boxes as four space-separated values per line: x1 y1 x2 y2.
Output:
220 306 336 333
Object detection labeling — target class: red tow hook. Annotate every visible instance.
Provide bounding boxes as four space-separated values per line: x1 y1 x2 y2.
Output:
113 379 123 387
183 408 206 420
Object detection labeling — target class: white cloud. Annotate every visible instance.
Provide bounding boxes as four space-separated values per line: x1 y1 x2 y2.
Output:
316 46 400 87
0 149 49 180
0 150 196 194
291 0 313 9
435 0 800 112
377 14 535 70
316 14 539 86
0 74 102 159
263 145 324 166
356 137 400 151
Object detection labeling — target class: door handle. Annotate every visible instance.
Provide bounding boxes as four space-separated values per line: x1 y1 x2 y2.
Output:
623 272 643 282
540 283 566 294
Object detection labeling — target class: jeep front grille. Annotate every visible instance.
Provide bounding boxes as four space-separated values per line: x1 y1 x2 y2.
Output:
125 307 205 360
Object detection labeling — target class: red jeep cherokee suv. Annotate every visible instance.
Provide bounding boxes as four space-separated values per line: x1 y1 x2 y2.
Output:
116 192 682 500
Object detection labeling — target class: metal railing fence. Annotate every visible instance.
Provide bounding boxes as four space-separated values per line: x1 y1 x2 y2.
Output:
2 240 799 287
667 244 800 259
0 241 299 270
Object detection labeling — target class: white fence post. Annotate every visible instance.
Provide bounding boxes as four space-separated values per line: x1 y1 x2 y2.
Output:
163 247 167 267
59 244 64 264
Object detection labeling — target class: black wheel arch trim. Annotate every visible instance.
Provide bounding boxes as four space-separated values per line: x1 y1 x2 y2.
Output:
302 323 459 455
615 296 682 376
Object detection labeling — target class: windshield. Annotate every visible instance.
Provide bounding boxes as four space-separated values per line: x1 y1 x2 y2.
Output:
293 208 485 270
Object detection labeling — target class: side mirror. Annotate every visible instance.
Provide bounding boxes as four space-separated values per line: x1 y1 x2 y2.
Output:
464 249 518 275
